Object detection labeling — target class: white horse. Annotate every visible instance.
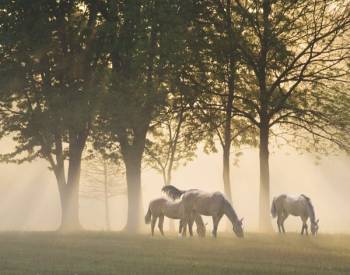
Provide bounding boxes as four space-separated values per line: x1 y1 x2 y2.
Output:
271 194 319 235
144 197 206 237
162 185 244 238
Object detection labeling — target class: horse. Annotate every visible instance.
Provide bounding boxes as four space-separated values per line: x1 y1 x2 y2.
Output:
271 194 319 235
162 185 244 238
144 197 206 237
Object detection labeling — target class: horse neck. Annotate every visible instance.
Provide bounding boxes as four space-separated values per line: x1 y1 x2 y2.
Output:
223 200 239 226
305 200 316 223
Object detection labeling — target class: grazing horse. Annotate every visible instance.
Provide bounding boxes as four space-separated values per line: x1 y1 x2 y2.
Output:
162 185 244 238
144 198 206 237
271 194 319 235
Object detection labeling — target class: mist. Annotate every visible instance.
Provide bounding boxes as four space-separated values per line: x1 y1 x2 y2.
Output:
1 139 349 233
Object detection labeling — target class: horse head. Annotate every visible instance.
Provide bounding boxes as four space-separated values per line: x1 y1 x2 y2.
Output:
233 217 244 238
311 219 319 236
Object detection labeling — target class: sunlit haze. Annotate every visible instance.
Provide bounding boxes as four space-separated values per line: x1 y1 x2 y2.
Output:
1 139 348 233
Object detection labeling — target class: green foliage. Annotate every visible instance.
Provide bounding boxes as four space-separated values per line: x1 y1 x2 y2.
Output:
0 1 105 167
92 0 203 163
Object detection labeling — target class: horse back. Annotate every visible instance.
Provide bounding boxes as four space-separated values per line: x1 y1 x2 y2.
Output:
280 194 309 217
183 190 226 216
149 198 168 214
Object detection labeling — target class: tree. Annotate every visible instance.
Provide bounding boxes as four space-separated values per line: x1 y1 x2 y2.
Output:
144 94 201 231
0 1 105 230
94 0 198 232
145 95 199 186
81 154 126 231
231 0 350 231
178 0 257 202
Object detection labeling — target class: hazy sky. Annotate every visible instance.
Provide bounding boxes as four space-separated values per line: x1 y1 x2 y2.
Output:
0 140 349 233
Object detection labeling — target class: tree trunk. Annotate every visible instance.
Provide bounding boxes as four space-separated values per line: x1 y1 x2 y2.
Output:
118 123 149 233
222 144 233 232
124 154 144 233
223 145 233 202
222 68 234 203
58 142 84 231
222 0 235 203
104 162 111 231
164 176 176 232
259 120 273 232
59 183 81 231
105 195 111 231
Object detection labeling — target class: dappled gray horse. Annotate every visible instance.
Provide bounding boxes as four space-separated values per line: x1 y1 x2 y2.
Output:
162 185 244 238
145 197 206 237
271 194 319 235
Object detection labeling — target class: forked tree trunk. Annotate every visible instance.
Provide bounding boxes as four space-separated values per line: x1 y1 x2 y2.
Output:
259 120 273 232
56 139 85 232
118 124 149 233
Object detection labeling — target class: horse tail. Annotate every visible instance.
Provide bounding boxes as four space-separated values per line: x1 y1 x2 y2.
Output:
144 206 152 224
161 185 185 200
271 197 277 218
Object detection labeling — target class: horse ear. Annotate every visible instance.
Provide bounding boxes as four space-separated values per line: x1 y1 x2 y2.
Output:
240 218 244 223
316 219 319 224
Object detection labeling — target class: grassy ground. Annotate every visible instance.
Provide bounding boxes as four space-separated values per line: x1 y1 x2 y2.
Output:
0 232 349 275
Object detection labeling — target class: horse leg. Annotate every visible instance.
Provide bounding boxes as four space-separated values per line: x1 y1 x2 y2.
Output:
212 216 218 238
302 217 309 236
158 215 165 236
300 217 307 235
305 223 309 235
151 216 157 236
188 221 194 237
281 215 287 234
179 220 188 236
212 213 223 238
277 216 282 233
182 217 190 237
182 223 187 237
179 220 183 235
182 207 192 237
188 214 195 237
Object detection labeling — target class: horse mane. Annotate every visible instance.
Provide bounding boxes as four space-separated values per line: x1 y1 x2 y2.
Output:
280 194 287 199
301 194 310 201
301 194 315 222
161 185 185 200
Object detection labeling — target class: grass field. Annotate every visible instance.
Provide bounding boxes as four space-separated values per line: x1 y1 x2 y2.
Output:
0 232 349 275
